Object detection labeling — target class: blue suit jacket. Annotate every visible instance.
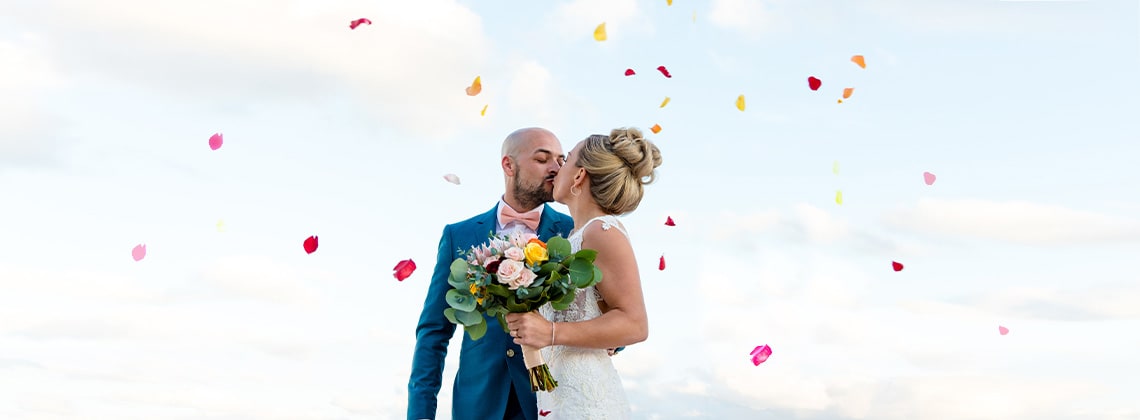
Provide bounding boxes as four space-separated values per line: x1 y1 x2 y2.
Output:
408 203 573 420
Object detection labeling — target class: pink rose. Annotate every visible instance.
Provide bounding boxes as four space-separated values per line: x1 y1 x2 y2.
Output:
504 246 526 262
515 269 537 289
496 259 525 288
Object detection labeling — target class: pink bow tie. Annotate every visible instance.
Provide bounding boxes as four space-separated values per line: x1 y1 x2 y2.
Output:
500 205 541 231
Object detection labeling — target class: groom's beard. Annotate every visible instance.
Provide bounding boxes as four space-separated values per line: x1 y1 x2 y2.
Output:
513 176 553 210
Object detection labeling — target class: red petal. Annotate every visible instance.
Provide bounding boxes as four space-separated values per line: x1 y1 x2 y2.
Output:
892 261 903 271
808 76 822 91
349 18 372 30
393 259 417 281
657 66 672 78
303 236 319 254
658 255 666 271
750 344 773 366
540 410 552 417
664 216 675 226
624 68 636 76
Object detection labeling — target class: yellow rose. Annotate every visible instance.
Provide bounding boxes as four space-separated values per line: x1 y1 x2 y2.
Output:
524 241 548 266
469 283 484 305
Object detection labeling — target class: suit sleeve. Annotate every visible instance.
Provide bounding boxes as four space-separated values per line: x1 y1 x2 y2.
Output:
407 225 458 420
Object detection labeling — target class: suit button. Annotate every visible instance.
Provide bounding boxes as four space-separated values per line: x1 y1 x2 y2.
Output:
507 349 516 357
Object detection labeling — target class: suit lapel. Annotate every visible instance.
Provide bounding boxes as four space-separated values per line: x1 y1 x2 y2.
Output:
536 203 567 240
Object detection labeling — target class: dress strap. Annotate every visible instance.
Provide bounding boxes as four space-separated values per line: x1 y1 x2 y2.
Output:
580 215 629 239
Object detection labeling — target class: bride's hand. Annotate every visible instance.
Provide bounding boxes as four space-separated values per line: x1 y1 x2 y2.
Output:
505 311 554 349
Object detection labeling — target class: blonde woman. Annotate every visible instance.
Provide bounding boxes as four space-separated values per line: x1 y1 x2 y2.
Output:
506 127 662 419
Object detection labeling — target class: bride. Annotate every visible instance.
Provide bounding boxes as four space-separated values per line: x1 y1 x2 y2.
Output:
505 127 663 419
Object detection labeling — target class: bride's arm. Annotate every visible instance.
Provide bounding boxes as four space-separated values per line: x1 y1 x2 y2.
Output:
506 222 648 349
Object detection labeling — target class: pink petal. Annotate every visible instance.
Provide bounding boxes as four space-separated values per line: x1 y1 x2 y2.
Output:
208 133 223 150
999 325 1010 335
923 171 937 186
750 344 772 366
131 244 146 261
349 18 372 30
443 174 461 185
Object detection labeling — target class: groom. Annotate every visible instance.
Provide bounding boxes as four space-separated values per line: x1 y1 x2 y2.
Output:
408 127 572 420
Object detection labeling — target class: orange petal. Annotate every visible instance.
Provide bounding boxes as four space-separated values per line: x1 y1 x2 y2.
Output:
842 87 854 99
851 55 866 69
650 124 662 134
466 76 482 96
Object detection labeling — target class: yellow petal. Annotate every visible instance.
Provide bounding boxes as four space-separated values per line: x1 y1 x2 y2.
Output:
594 22 607 41
659 96 670 108
480 104 488 116
216 219 225 232
466 76 482 96
835 190 843 205
735 94 746 111
842 87 854 99
851 55 866 69
837 99 843 104
667 0 673 4
650 124 662 134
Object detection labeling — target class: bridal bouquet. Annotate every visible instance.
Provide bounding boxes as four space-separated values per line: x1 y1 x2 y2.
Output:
443 230 602 392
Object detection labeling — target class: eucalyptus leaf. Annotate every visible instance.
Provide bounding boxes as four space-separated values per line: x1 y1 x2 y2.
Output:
591 265 603 286
443 308 459 325
464 318 487 340
487 283 511 298
546 236 571 259
448 259 469 288
569 258 595 288
573 249 598 264
456 309 484 326
551 289 578 311
446 289 477 312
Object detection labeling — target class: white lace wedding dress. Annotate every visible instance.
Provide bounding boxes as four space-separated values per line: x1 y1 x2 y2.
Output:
537 215 632 419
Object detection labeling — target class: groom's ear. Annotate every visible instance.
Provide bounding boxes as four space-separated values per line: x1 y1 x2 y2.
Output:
501 155 516 177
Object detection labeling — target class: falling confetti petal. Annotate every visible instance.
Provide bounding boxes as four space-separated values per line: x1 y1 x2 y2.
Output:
443 174 461 185
659 97 670 108
735 95 746 111
393 259 417 281
659 255 666 271
303 236 319 254
216 219 225 232
465 76 482 96
842 87 854 99
808 76 822 91
131 244 146 261
923 171 936 185
999 325 1010 335
832 160 840 175
349 18 372 30
208 133 223 150
480 104 488 116
892 261 904 272
656 66 672 78
593 22 607 41
540 410 552 417
851 55 866 69
837 99 844 104
750 345 773 366
650 124 662 134
624 68 636 76
667 0 673 5
665 216 675 226
835 190 843 205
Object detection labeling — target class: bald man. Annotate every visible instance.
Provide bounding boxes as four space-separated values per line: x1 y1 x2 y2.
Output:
408 128 572 420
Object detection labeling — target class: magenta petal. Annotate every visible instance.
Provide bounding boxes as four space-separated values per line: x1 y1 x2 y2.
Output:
750 344 772 366
209 133 223 150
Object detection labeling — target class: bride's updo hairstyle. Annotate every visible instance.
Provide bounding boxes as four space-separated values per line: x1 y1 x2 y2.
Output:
577 127 663 215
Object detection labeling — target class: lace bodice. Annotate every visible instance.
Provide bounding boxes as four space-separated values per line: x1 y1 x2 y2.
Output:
536 215 631 419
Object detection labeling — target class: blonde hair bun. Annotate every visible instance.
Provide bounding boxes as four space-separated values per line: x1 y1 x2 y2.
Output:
576 127 663 215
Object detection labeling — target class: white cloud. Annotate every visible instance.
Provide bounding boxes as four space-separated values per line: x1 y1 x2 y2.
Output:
4 0 491 140
885 198 1140 245
708 0 779 35
958 283 1140 321
0 36 66 165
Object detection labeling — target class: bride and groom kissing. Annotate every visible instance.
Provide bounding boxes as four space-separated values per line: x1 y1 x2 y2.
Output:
408 127 663 419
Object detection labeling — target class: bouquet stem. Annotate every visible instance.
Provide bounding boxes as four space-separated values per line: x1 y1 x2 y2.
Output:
521 344 558 392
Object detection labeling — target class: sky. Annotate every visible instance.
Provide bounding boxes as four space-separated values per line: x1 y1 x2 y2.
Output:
1 0 1139 419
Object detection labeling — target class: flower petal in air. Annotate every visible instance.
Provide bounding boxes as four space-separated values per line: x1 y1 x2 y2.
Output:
624 68 636 76
349 18 372 30
443 174 461 185
594 23 607 41
465 76 482 96
808 76 822 91
665 216 675 226
208 133 223 150
540 410 552 417
480 104 488 116
842 87 854 99
750 345 772 366
650 124 662 134
851 55 865 69
735 95 745 111
835 190 843 205
132 244 146 261
923 171 936 185
998 325 1010 335
659 255 666 271
303 236 319 254
892 261 904 272
659 97 670 108
393 259 417 281
657 66 672 78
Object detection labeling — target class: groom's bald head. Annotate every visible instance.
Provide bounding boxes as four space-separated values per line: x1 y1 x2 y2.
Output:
502 127 558 159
